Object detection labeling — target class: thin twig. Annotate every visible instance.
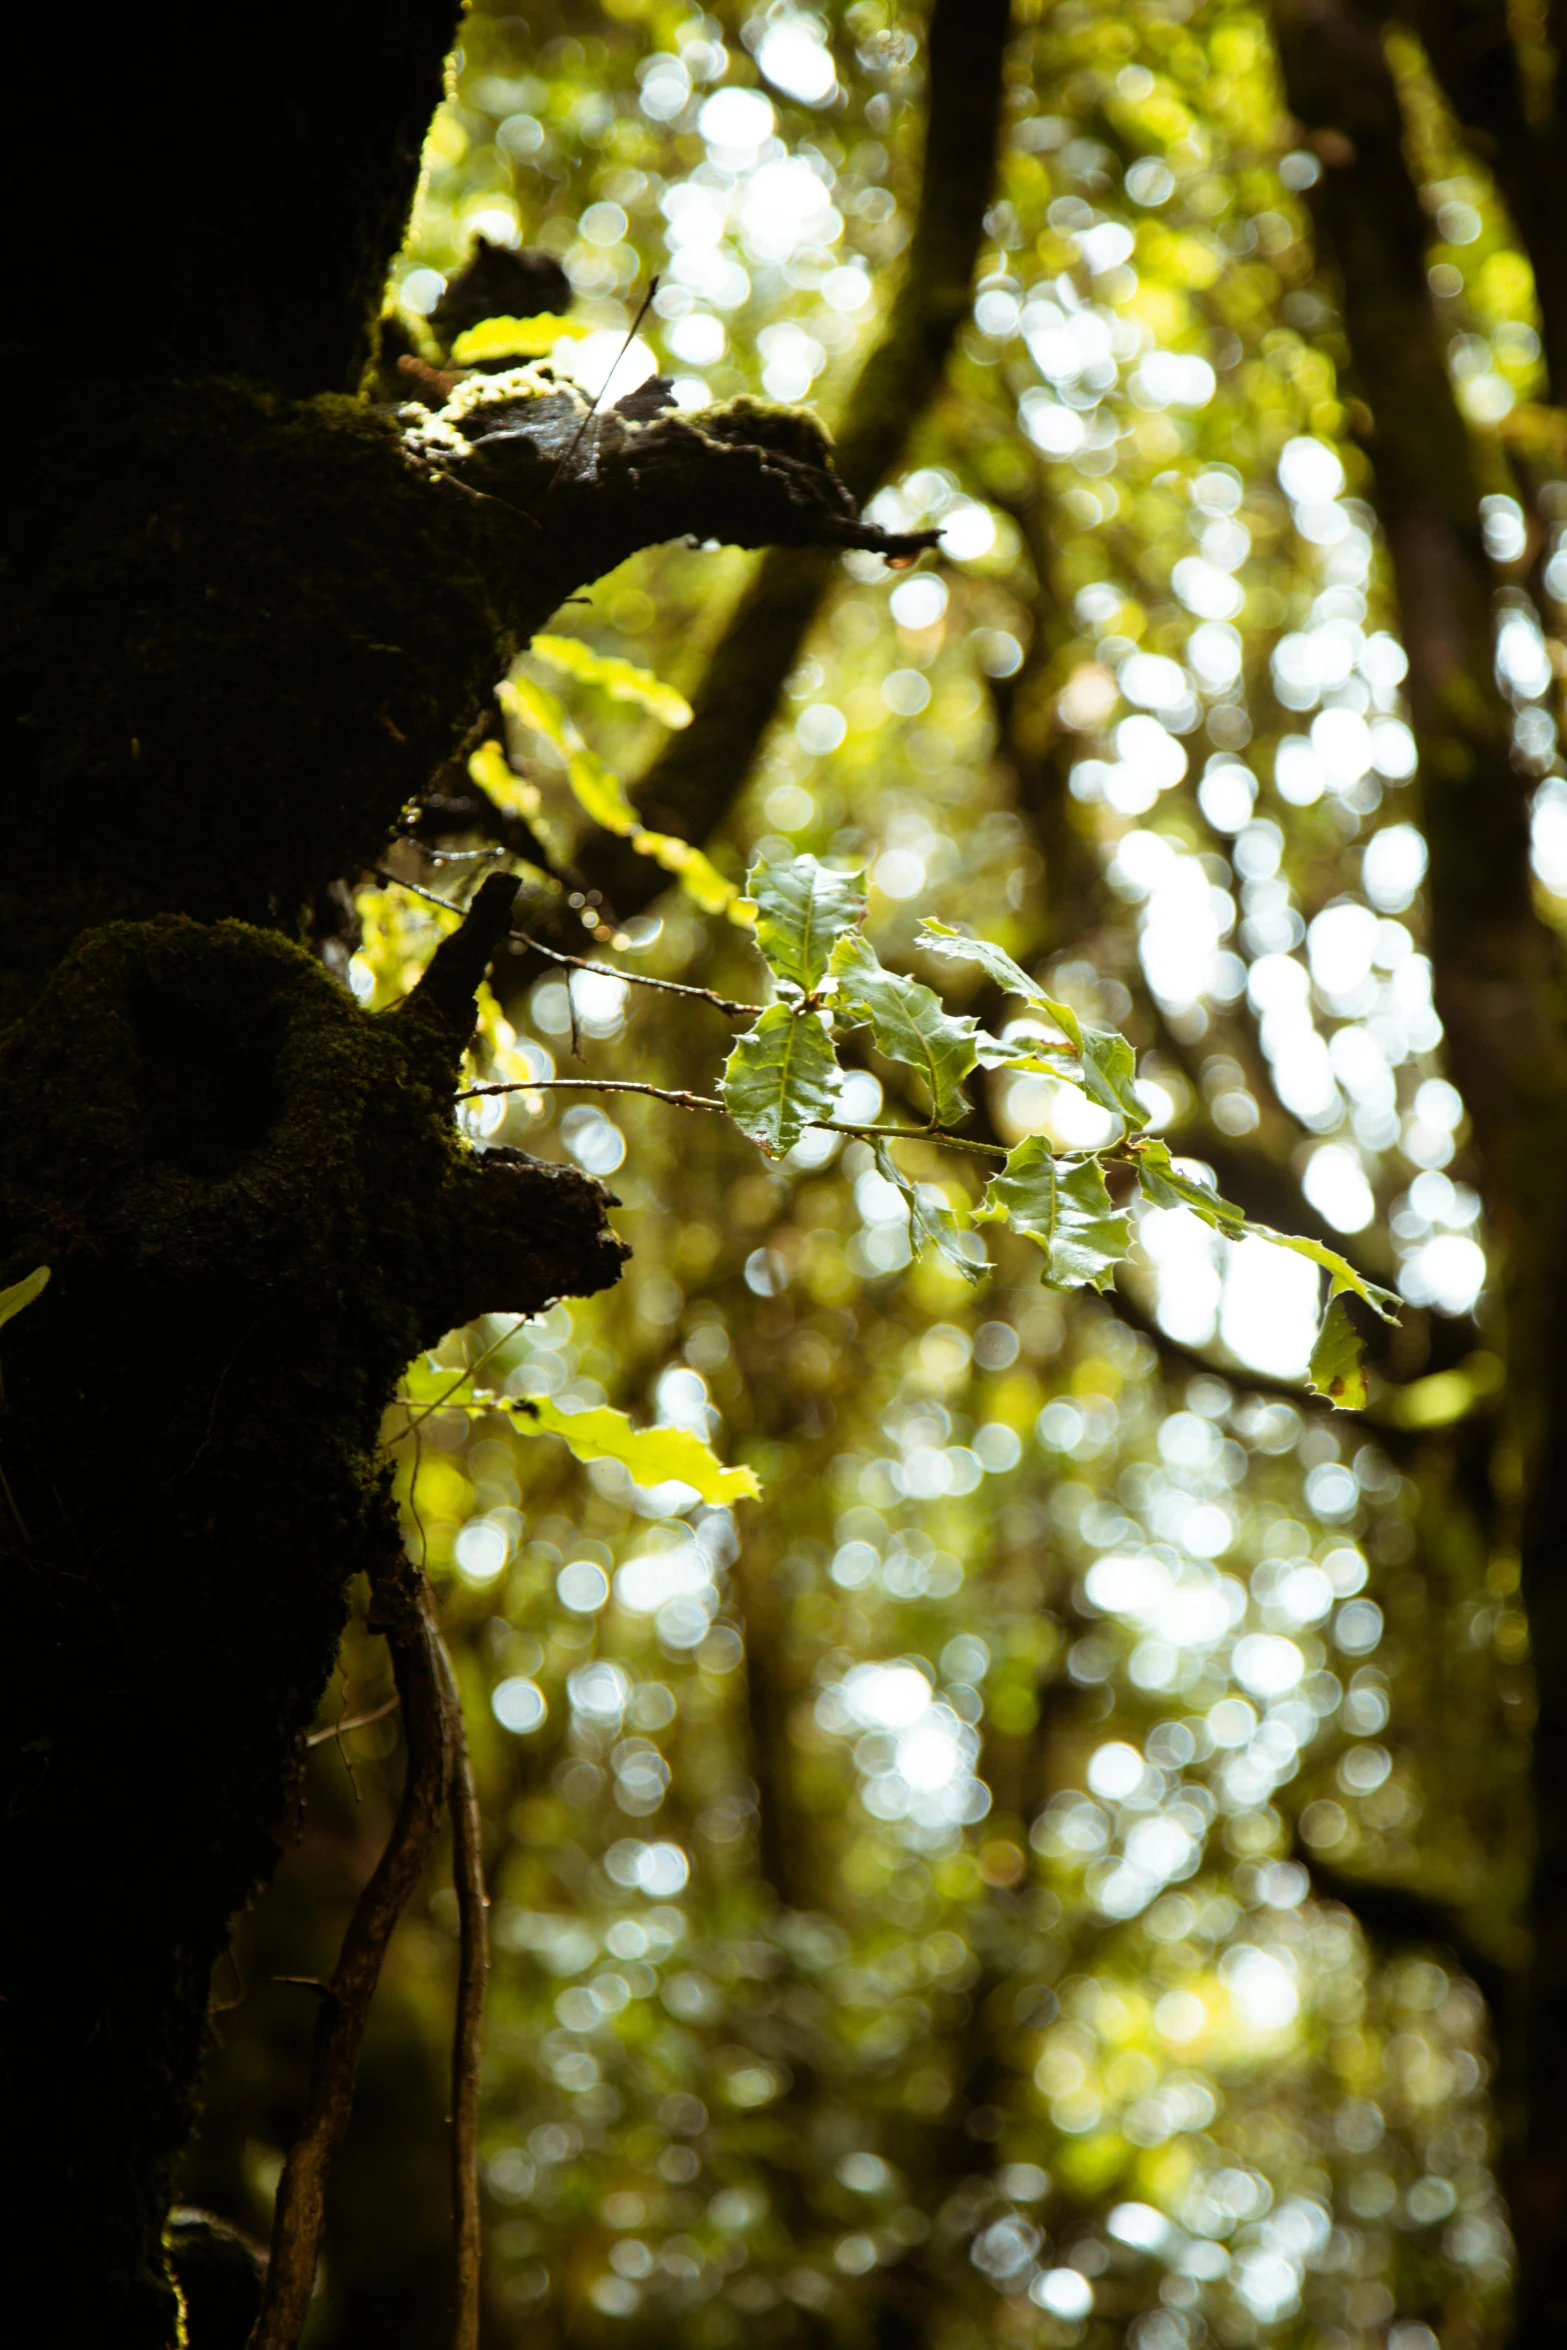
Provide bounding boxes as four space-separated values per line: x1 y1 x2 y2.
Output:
456 1076 726 1113
399 1317 533 1433
549 274 661 493
247 1554 453 2350
372 865 491 916
513 930 757 1018
430 1611 488 2350
304 1695 402 1748
819 1119 1006 1160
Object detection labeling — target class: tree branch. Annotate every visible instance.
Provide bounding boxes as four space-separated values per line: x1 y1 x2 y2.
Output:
248 1554 452 2350
1297 1844 1517 2021
430 1621 487 2350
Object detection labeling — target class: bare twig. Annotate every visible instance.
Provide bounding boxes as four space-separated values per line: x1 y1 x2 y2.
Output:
457 1076 727 1114
304 1695 402 1748
430 1620 488 2350
246 1553 453 2350
512 930 756 1019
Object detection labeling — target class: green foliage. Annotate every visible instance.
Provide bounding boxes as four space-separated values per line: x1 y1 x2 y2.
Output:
510 1392 760 1505
871 1141 981 1285
976 1140 1130 1292
747 853 865 992
529 633 694 729
1308 1293 1371 1408
450 313 594 363
828 931 980 1128
721 1002 841 1156
0 1264 49 1333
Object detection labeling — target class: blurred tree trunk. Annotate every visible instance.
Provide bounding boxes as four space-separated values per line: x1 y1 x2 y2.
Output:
1275 4 1567 2339
0 7 916 2341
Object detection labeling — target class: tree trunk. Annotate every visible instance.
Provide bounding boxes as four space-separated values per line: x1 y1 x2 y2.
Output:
0 7 921 2339
1275 5 1567 2338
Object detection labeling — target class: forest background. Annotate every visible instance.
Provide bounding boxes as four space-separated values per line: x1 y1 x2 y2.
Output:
8 0 1567 2346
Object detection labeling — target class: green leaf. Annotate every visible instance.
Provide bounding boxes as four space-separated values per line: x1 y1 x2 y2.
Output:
0 1265 50 1334
916 920 1145 1129
1307 1294 1370 1410
1132 1138 1246 1231
450 313 594 363
976 1141 1129 1293
828 934 978 1127
915 918 1043 1005
531 634 694 729
512 1393 761 1504
872 1144 983 1285
749 855 867 992
635 832 739 916
1248 1228 1402 1322
1076 1028 1149 1131
468 738 542 820
722 1005 842 1157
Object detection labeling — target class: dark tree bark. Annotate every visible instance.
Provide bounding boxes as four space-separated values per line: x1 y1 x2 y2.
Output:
1275 5 1567 2338
0 7 925 2341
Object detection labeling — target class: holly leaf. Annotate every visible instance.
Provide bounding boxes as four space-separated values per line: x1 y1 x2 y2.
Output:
722 1005 842 1157
1307 1294 1370 1410
749 855 867 993
1132 1138 1246 1231
916 920 1144 1128
0 1265 50 1334
872 1144 983 1284
916 918 1043 1005
1248 1228 1402 1322
976 1141 1129 1292
531 634 694 729
512 1394 761 1503
829 934 978 1127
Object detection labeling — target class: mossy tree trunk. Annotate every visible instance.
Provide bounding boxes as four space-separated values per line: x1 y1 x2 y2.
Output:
0 7 922 2340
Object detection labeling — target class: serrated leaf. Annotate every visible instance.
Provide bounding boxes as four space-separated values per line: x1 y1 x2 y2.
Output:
916 920 1144 1128
531 634 694 728
1248 1228 1401 1322
829 934 978 1127
1076 1028 1149 1130
468 738 542 820
0 1265 50 1334
916 918 1043 1004
1132 1138 1246 1230
748 855 867 991
976 1141 1129 1293
450 314 594 364
872 1144 983 1285
1307 1294 1369 1410
512 1393 761 1503
722 1005 842 1157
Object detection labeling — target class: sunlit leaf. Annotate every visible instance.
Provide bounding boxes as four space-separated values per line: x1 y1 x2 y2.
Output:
872 1143 983 1285
450 313 594 363
917 919 1145 1127
722 1005 842 1157
1307 1294 1370 1410
976 1141 1129 1292
1250 1228 1402 1322
916 917 1043 1005
0 1264 50 1334
564 745 641 836
749 854 866 992
532 634 694 728
499 670 573 756
1132 1138 1246 1230
829 934 977 1127
468 738 542 819
512 1393 761 1504
636 832 739 915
